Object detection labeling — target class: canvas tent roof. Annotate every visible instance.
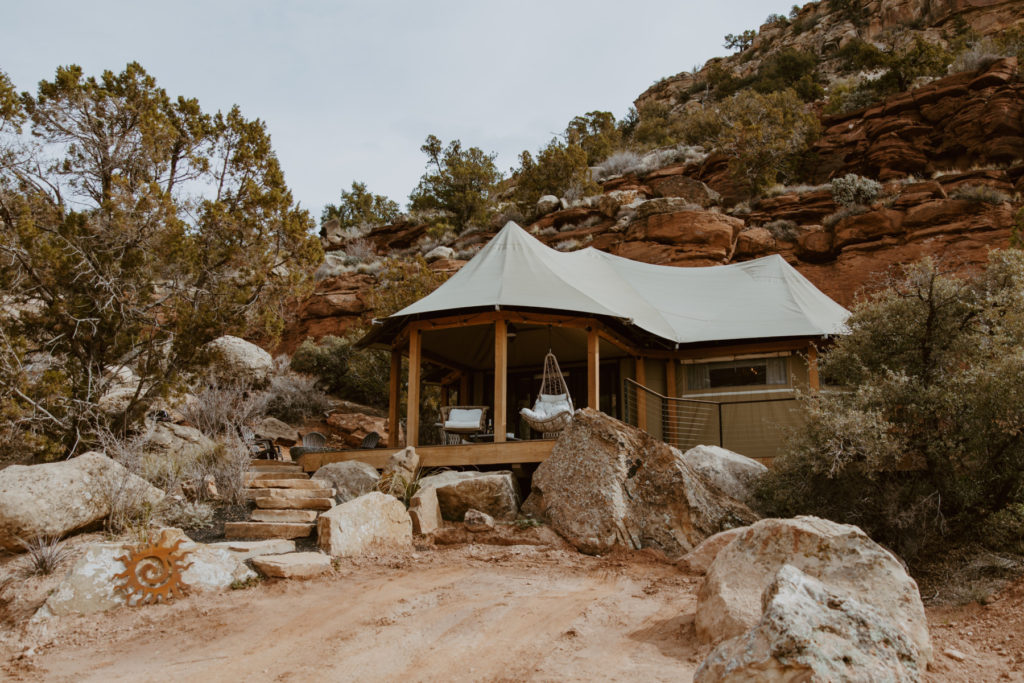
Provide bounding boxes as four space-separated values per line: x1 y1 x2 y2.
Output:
366 221 849 348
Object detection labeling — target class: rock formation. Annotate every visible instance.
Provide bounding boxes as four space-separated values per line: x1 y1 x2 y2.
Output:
523 409 758 558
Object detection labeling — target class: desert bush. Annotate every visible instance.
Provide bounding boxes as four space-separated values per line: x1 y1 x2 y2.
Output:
678 89 820 196
751 48 824 101
17 535 72 576
836 38 888 73
593 150 644 180
981 504 1024 554
764 219 800 241
344 237 377 263
823 203 870 228
759 251 1024 564
290 332 389 409
264 358 332 423
180 379 269 441
159 499 215 531
830 173 882 206
555 239 581 252
950 184 1011 204
950 39 1006 73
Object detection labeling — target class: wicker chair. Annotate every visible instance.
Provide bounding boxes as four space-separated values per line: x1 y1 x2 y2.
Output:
520 352 574 435
439 406 489 445
301 431 328 450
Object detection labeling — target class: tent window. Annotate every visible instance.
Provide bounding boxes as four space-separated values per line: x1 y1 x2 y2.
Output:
686 357 788 389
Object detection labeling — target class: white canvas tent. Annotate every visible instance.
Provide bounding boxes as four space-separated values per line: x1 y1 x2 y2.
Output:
378 221 850 347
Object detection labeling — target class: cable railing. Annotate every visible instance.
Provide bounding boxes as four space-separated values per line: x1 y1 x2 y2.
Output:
622 378 802 461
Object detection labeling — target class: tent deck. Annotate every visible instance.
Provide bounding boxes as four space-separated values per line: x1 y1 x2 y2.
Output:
295 439 556 473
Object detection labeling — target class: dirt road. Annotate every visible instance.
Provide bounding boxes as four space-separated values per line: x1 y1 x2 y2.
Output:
7 539 1024 681
4 544 704 682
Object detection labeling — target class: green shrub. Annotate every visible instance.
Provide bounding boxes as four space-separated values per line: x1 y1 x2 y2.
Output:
513 139 595 210
290 333 389 409
265 364 333 423
836 39 888 72
981 504 1024 553
759 251 1024 564
752 48 824 101
830 173 882 206
409 135 502 233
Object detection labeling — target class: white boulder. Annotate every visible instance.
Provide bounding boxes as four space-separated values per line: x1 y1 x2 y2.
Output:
696 565 926 682
536 195 561 215
0 452 165 552
680 444 768 505
312 461 381 503
35 538 256 618
695 516 931 670
417 470 520 521
205 335 274 386
424 245 455 262
317 491 412 557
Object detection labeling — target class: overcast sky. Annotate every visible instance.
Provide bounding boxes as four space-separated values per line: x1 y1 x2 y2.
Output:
2 1 777 219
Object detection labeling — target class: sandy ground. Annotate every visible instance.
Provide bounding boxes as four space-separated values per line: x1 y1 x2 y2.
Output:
3 536 1024 682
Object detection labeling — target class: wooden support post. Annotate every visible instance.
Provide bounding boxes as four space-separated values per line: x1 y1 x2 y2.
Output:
388 349 401 448
665 360 676 447
807 344 820 391
635 357 647 431
587 328 600 410
494 319 508 443
406 329 421 447
460 373 470 405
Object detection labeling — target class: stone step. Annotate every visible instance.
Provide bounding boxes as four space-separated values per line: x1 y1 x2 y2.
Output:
224 522 315 540
254 497 334 511
246 487 334 500
251 509 319 523
252 552 332 579
247 479 325 490
246 471 309 482
206 539 297 560
249 462 302 471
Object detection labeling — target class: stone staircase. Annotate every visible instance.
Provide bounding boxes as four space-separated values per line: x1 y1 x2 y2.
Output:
224 459 335 540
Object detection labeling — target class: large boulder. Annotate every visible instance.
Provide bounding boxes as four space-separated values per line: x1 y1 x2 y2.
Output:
680 445 768 506
523 409 757 558
695 565 926 682
205 335 273 386
695 516 931 669
417 470 520 521
35 537 256 618
0 452 165 552
317 491 412 557
678 526 747 574
254 417 300 446
141 422 217 463
312 461 381 503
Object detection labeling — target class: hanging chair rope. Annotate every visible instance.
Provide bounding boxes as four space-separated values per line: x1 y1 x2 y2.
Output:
520 350 575 434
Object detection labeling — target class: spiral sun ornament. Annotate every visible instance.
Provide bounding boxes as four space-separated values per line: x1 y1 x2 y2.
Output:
114 539 192 605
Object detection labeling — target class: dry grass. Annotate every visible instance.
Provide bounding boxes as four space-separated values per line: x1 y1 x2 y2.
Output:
16 535 72 577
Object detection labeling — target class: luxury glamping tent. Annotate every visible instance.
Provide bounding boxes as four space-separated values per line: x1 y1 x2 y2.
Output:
298 222 850 472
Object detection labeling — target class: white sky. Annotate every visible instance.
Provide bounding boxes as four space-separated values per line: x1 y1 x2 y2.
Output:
2 1 777 219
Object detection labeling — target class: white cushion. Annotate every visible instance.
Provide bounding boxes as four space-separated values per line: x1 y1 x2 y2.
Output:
539 393 567 404
444 408 482 431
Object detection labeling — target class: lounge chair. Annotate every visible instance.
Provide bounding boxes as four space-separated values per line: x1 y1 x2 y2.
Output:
439 406 488 445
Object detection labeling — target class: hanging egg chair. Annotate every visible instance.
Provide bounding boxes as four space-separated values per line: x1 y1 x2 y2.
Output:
520 351 575 434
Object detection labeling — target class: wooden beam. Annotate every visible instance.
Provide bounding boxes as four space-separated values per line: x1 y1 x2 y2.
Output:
388 349 401 448
460 372 470 405
587 328 600 409
635 356 647 431
665 360 677 446
807 344 820 391
494 319 508 443
297 439 557 471
406 329 421 447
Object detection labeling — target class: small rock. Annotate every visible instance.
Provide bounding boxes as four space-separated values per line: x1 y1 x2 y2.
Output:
537 195 560 215
944 648 968 662
252 552 331 579
464 509 495 532
409 485 442 535
424 245 455 262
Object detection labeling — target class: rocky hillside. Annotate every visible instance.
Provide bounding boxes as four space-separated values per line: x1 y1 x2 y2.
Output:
279 5 1024 353
636 0 1024 117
